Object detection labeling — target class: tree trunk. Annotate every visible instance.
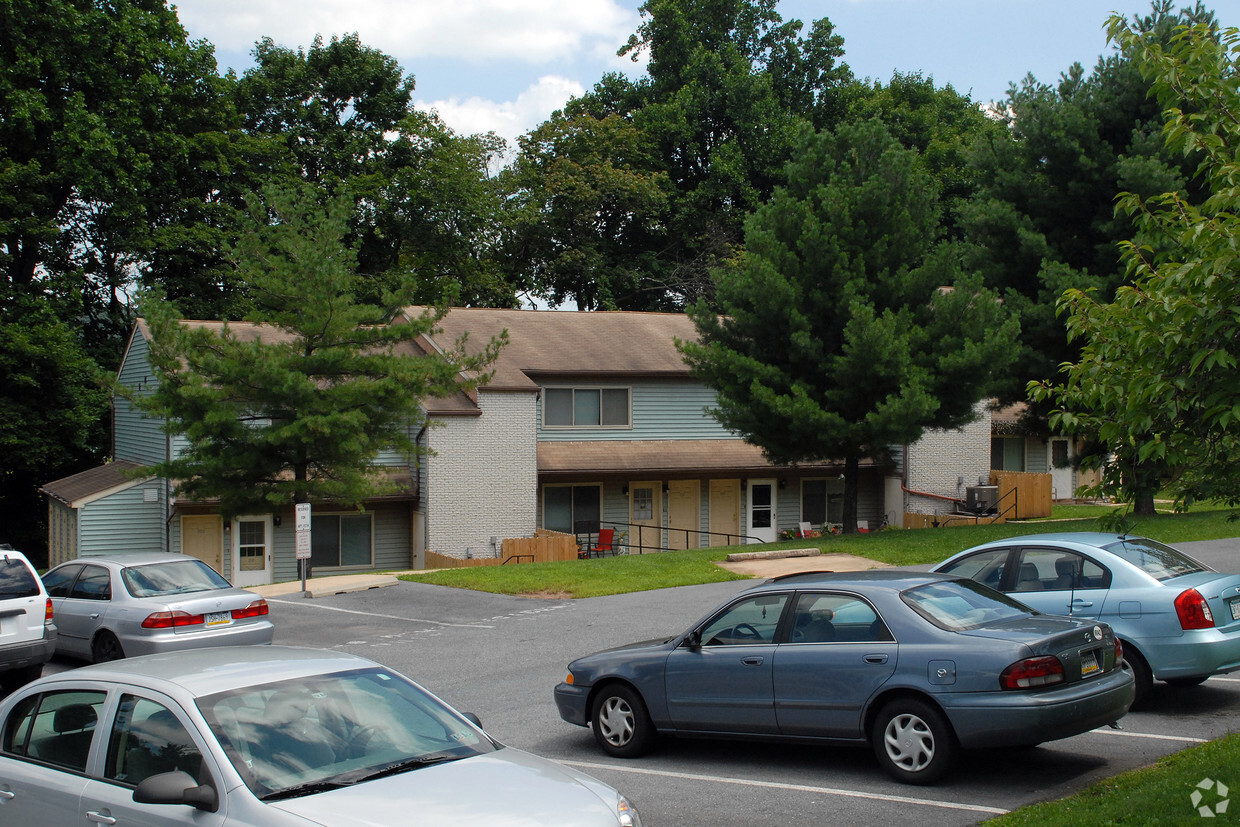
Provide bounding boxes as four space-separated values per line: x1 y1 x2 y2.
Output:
841 454 860 534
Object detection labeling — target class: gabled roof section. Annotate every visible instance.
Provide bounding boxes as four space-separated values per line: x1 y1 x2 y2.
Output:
402 307 700 394
40 460 151 508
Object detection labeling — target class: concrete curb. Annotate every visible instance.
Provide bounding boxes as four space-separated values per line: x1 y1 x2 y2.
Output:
725 548 821 563
252 574 399 599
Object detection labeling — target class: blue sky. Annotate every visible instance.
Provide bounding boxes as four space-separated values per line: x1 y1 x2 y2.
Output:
172 0 1237 156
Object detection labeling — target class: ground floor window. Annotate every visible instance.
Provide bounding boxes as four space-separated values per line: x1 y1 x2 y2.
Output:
544 485 601 534
991 437 1026 471
310 514 373 568
801 479 843 526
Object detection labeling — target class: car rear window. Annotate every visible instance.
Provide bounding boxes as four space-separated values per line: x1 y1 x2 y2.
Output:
122 559 231 597
0 557 40 599
902 579 1033 632
1101 537 1207 581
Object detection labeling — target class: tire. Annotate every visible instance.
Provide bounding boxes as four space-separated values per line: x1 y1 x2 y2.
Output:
871 698 958 785
2 664 43 690
590 684 655 758
91 631 125 663
1121 642 1152 708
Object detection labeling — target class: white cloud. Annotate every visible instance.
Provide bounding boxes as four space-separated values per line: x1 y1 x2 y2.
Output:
175 0 636 64
418 74 585 159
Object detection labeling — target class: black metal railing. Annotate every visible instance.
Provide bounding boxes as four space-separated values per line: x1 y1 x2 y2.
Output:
576 521 759 556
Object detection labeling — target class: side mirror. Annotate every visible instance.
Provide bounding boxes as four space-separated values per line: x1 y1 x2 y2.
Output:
133 771 219 812
683 630 702 649
462 712 483 728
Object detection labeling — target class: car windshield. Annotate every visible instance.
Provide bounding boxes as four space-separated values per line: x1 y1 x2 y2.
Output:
1101 537 1207 581
121 560 231 597
197 667 495 800
902 579 1033 632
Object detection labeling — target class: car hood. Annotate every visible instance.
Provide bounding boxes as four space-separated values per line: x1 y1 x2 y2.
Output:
267 747 625 826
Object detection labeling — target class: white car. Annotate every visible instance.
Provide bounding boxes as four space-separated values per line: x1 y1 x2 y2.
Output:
0 545 57 688
0 646 641 826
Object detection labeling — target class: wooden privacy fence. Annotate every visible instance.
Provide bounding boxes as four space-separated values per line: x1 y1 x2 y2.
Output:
424 529 578 569
902 512 1006 530
990 470 1052 519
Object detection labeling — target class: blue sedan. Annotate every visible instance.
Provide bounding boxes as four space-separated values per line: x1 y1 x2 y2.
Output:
554 570 1134 785
932 532 1240 705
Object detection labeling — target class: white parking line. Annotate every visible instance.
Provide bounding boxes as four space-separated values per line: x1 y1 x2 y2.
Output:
1089 727 1206 744
563 760 1009 816
267 598 494 628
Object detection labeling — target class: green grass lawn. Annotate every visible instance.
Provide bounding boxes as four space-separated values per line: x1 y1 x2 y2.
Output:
399 503 1240 823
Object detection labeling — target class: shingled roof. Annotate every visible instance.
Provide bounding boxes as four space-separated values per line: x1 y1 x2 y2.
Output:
40 460 150 507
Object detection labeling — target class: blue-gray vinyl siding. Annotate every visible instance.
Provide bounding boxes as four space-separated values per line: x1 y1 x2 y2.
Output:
270 503 411 583
114 336 168 465
78 481 168 557
538 380 732 442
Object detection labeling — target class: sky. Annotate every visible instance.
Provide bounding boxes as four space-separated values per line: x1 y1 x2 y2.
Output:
171 0 1238 157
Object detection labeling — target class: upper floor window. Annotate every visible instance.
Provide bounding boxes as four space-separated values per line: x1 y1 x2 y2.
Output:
544 387 630 428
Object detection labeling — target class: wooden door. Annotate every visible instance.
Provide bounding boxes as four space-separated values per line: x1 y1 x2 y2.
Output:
709 480 741 546
667 480 701 550
181 515 223 574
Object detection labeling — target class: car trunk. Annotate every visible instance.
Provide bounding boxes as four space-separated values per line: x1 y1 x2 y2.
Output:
963 617 1118 684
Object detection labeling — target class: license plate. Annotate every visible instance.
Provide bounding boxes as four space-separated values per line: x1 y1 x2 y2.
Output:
1081 648 1100 676
1230 598 1240 622
205 611 231 627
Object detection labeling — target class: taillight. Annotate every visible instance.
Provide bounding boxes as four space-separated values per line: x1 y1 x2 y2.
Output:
1001 656 1065 689
141 611 205 629
1115 638 1124 664
232 599 269 619
44 598 54 626
1175 588 1215 630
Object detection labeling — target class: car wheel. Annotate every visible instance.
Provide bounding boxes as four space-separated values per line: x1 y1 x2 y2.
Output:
1165 676 1208 688
1122 642 1152 707
590 684 654 758
1 664 43 689
91 631 125 663
871 698 958 785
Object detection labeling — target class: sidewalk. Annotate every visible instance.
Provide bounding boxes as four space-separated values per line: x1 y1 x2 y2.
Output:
251 573 404 599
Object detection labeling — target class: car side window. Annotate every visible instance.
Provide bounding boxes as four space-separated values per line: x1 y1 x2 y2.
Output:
938 548 1010 590
790 593 892 643
1015 549 1110 592
2 690 106 772
43 564 84 598
699 594 788 645
105 696 206 787
69 565 111 601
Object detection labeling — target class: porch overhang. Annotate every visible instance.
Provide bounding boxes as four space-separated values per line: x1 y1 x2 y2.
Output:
536 440 872 480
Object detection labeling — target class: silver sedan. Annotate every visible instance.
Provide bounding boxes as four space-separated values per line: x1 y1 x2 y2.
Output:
0 646 641 826
41 552 273 662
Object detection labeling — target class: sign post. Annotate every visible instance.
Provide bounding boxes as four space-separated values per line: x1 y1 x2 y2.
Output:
295 503 311 596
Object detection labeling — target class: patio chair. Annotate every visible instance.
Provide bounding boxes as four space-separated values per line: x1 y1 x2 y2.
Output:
580 528 615 558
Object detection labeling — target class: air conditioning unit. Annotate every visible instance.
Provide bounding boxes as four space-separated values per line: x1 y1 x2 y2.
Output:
965 485 999 515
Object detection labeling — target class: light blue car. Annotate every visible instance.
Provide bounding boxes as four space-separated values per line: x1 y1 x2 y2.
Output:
933 532 1240 705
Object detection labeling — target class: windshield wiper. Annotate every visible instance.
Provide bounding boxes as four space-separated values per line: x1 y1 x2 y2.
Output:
340 753 461 784
260 780 350 802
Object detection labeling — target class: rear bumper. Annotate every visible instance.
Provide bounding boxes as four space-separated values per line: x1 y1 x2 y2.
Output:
941 665 1135 749
119 620 274 657
0 631 58 673
1138 627 1240 680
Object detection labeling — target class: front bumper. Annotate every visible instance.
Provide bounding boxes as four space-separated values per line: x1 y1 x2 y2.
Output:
555 681 592 727
942 664 1135 749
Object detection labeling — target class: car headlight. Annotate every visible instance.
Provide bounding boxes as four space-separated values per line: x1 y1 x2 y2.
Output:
617 794 642 827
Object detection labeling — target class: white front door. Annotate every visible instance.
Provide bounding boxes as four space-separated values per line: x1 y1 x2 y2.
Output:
746 479 776 544
1050 438 1074 501
232 516 273 587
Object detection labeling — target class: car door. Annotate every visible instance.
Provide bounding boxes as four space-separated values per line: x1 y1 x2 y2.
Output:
0 688 107 824
1007 547 1110 620
77 692 228 827
774 592 897 738
664 593 789 733
46 564 113 657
